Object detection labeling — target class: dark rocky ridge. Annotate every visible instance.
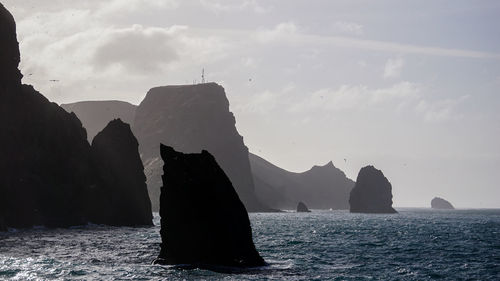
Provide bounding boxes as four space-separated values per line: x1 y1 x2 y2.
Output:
431 197 454 210
0 4 151 229
296 202 311 212
155 144 265 267
349 166 397 214
250 153 354 210
61 101 136 142
133 83 272 212
89 119 153 226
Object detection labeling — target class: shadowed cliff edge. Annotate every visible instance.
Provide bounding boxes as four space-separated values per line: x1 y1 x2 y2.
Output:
154 144 265 267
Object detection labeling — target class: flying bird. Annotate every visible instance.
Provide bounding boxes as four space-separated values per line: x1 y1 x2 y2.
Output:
49 79 59 82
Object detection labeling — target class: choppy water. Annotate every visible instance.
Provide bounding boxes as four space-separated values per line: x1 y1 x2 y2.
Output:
1 209 499 280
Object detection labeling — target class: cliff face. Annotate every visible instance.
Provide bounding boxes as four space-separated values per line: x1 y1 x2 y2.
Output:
133 84 270 212
431 197 454 210
0 3 22 87
155 144 265 267
349 166 397 214
90 119 153 226
250 153 354 210
61 101 136 142
0 4 151 229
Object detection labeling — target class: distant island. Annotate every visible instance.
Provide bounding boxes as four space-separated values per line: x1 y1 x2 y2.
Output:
431 197 454 210
297 202 311 212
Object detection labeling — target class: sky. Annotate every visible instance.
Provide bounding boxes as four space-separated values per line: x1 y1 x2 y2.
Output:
3 0 500 208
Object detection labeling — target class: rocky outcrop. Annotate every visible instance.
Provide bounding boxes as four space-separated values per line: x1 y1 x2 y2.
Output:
155 144 265 267
133 83 271 212
296 202 311 212
349 166 397 214
89 119 153 226
0 4 151 229
62 101 136 142
0 3 22 87
250 153 354 210
431 197 454 210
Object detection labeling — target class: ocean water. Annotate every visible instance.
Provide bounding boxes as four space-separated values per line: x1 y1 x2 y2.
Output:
1 209 499 280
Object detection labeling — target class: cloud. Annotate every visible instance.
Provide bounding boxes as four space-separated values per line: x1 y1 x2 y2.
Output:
252 23 500 59
289 82 420 113
92 25 179 74
383 57 404 78
415 95 470 122
332 21 364 35
199 0 270 14
255 22 298 43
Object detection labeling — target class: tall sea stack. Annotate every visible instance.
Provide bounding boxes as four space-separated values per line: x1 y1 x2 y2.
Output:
0 4 152 229
89 119 153 226
133 83 271 212
155 144 265 267
349 166 397 214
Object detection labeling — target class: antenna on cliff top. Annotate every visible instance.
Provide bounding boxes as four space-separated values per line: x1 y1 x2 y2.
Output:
201 68 206 84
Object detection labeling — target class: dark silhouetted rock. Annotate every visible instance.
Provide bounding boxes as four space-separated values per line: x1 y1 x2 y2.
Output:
154 144 265 267
296 202 311 212
89 119 153 226
133 83 272 212
349 166 397 214
0 3 22 87
431 197 454 210
250 153 354 210
62 101 136 142
0 4 152 230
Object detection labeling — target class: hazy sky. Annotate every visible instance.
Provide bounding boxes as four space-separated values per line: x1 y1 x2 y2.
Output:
3 0 500 208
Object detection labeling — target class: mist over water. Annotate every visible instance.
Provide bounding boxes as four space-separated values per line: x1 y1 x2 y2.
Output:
1 209 498 280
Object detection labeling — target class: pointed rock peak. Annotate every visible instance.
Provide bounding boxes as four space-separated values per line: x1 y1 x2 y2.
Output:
0 3 22 86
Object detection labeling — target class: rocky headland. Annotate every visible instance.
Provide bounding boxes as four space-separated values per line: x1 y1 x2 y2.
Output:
250 153 354 210
0 4 152 229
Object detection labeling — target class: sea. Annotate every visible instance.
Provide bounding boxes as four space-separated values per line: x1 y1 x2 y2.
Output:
1 209 499 280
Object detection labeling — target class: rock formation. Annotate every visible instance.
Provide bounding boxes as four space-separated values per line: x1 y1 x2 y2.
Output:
250 153 354 210
89 119 153 226
296 202 311 212
62 101 136 142
133 83 272 212
154 144 265 267
431 197 454 209
0 4 152 229
349 166 397 214
0 3 22 87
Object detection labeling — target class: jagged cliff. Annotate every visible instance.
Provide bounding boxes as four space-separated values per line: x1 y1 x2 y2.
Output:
89 119 153 226
154 144 265 267
349 166 397 214
0 4 151 229
61 101 136 142
250 153 354 210
133 84 271 212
